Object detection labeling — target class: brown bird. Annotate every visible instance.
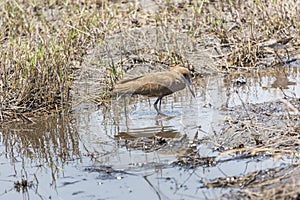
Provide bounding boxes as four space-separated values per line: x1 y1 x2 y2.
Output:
113 65 195 115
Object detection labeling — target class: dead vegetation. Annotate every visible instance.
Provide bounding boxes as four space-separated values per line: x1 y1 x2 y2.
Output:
1 2 300 198
1 0 299 121
0 1 106 122
90 0 300 105
169 96 300 199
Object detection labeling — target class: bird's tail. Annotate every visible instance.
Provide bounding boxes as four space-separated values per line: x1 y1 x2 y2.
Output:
112 76 142 98
112 85 131 98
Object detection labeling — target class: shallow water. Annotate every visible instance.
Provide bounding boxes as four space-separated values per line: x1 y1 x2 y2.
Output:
1 66 300 199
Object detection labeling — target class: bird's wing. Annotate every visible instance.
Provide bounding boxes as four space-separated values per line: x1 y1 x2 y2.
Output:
113 71 182 97
132 72 181 96
116 75 144 84
113 75 145 96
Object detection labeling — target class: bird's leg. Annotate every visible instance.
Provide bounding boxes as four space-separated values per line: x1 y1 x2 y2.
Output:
159 98 162 111
154 97 166 116
123 97 127 116
154 98 160 113
123 97 129 132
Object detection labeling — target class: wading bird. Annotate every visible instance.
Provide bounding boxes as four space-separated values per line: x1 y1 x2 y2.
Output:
113 65 195 115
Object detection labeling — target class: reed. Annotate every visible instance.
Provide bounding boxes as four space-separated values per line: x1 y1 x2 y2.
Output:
0 1 111 122
1 0 299 121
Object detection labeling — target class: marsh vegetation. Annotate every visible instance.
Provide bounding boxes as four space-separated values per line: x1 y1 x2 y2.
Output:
1 0 300 199
1 0 299 122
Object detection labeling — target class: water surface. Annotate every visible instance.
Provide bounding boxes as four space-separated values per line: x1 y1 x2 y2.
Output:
1 66 300 199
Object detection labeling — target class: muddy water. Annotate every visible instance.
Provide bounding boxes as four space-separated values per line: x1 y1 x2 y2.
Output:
1 66 300 199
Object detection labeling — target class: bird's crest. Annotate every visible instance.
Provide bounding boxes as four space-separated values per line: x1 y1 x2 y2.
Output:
169 65 190 76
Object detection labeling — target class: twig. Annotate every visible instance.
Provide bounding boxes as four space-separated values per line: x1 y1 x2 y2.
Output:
280 99 300 116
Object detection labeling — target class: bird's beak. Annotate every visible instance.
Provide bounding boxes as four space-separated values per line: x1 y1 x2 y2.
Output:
186 77 196 98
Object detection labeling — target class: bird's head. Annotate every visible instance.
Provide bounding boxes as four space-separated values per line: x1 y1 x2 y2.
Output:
169 65 195 97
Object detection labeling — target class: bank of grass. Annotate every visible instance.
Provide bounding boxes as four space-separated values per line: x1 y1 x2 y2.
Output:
1 0 299 122
151 0 299 68
0 1 113 122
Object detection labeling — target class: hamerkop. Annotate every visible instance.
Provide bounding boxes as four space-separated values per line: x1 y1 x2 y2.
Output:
113 65 195 115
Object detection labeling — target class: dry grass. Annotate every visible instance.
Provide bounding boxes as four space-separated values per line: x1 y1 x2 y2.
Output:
1 0 299 121
0 1 112 122
94 0 300 103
